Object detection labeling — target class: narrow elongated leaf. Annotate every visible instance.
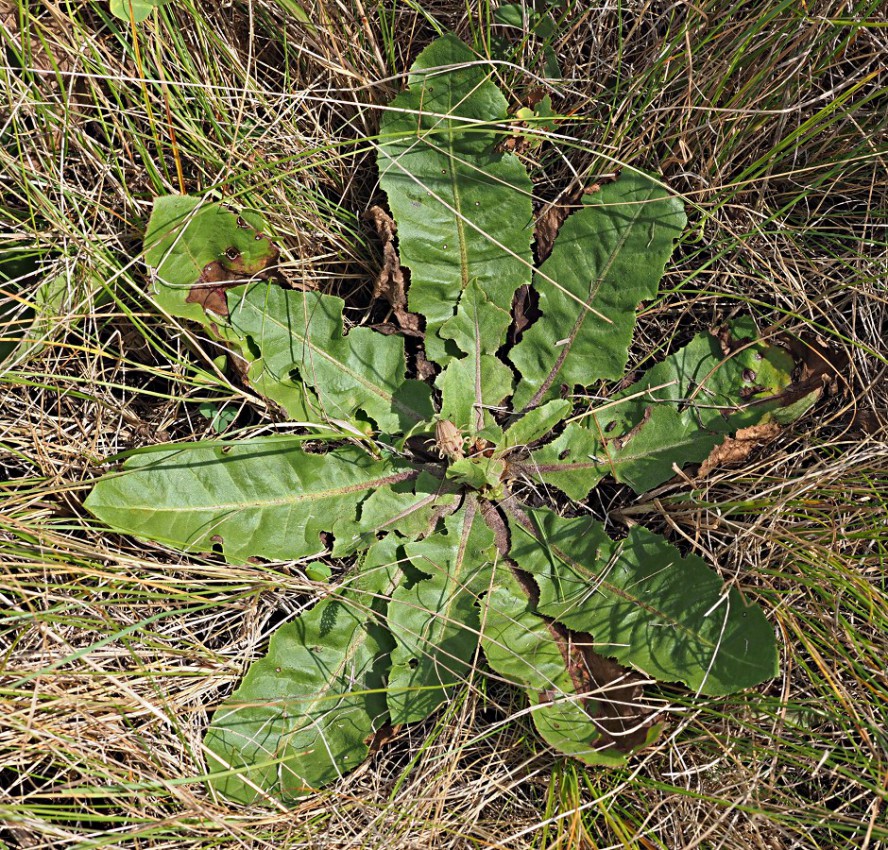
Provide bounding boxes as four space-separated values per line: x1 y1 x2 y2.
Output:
84 438 418 562
520 325 809 497
229 283 434 432
480 566 615 765
205 537 402 804
508 508 778 695
511 172 686 410
378 34 534 364
387 498 497 723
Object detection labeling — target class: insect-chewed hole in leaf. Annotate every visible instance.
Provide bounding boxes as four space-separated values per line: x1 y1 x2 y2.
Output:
210 535 224 556
408 658 419 670
238 334 262 362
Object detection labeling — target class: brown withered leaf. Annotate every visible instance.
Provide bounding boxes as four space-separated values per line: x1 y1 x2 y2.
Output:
508 564 657 754
850 408 887 436
185 261 235 317
777 332 849 402
2 2 74 87
509 284 539 344
534 181 587 263
364 724 402 754
414 345 437 382
555 622 654 751
184 236 280 319
698 422 782 477
363 205 423 336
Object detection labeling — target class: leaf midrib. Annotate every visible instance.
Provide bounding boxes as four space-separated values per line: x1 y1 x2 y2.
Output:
509 508 751 664
118 468 418 513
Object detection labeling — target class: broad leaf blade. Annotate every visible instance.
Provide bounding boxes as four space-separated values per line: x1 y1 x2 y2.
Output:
480 566 613 765
521 325 807 496
142 198 320 420
508 508 778 695
205 537 402 804
378 34 534 365
144 196 279 327
85 438 417 562
109 0 170 22
229 283 433 432
437 279 515 432
511 172 686 410
386 498 497 723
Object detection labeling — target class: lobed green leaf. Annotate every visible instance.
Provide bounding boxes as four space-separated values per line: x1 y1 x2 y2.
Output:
228 283 434 432
437 279 515 432
500 399 572 452
143 196 278 328
522 324 810 497
386 498 497 723
510 173 686 410
356 471 460 546
481 566 616 765
508 508 779 695
205 537 402 804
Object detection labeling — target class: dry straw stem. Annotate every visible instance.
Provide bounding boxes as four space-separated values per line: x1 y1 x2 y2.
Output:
1 0 886 848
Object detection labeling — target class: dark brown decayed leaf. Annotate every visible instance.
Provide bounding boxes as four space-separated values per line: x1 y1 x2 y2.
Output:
533 180 587 263
364 205 423 336
508 562 655 754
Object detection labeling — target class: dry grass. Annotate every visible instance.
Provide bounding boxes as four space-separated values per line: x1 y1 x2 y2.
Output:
1 0 886 848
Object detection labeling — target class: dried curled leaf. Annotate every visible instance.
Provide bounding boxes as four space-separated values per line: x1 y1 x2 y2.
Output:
698 422 782 476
